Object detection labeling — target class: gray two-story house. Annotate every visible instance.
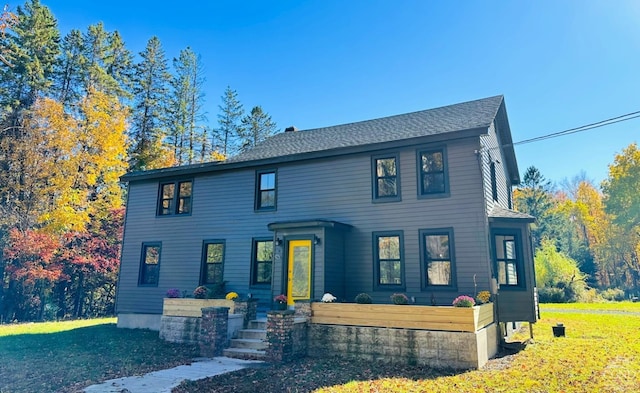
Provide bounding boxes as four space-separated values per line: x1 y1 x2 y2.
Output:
116 95 537 332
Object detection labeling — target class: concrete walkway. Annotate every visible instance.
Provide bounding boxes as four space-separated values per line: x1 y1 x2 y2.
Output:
83 357 265 393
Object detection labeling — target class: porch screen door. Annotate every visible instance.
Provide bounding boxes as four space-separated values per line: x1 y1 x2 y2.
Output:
287 240 312 306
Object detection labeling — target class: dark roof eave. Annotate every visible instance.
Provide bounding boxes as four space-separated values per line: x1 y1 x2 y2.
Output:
488 206 536 223
494 101 520 185
120 127 488 183
489 216 536 223
268 219 353 231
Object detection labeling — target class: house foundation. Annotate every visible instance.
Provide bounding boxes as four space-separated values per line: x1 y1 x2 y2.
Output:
305 323 497 369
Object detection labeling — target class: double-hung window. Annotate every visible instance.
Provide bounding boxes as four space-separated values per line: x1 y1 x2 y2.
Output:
372 154 401 202
418 148 448 197
420 228 456 288
493 232 523 288
139 242 161 286
373 231 404 288
251 239 273 286
255 170 276 211
158 180 192 215
201 240 225 285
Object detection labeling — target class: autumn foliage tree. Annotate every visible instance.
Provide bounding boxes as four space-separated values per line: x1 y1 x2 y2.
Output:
0 0 286 322
602 143 640 291
2 229 61 321
0 91 127 321
1 208 123 321
0 91 128 233
514 150 640 301
55 207 124 319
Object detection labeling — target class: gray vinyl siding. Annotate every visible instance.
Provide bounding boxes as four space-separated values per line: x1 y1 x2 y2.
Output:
480 122 512 212
323 230 346 301
118 135 495 314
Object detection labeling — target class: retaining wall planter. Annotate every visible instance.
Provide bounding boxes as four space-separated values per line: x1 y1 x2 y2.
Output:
308 322 498 369
162 298 235 317
311 303 493 332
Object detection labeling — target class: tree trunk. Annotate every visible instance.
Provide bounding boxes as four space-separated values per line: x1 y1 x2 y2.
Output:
0 247 5 322
74 271 84 318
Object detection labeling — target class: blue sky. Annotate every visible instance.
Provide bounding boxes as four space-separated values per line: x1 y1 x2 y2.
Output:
42 0 640 186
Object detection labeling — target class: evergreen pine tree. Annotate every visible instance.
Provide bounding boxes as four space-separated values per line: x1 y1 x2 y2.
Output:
130 36 172 170
216 86 244 157
514 166 562 248
52 29 85 109
105 30 133 98
240 105 277 152
81 23 132 99
0 0 60 122
167 47 206 165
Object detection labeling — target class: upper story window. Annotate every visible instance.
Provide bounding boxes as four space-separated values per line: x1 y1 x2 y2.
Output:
251 238 273 286
139 242 161 286
420 228 456 289
373 231 404 289
417 148 449 197
158 180 192 216
255 170 276 211
372 154 401 202
493 232 523 288
201 240 225 285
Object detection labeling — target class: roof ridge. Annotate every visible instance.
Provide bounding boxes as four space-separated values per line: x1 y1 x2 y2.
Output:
293 95 504 134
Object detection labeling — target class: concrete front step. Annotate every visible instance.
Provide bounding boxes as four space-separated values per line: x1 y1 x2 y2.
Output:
224 319 268 360
230 338 268 350
223 347 267 361
238 328 267 340
249 319 267 330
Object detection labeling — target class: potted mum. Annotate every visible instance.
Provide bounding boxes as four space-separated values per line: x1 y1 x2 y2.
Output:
273 294 287 310
225 291 239 301
166 288 181 298
475 290 491 304
355 293 372 304
321 293 337 303
193 286 208 299
452 295 476 307
390 293 409 305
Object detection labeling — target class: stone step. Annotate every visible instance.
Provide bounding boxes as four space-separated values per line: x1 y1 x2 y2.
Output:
238 329 267 340
230 338 268 350
223 347 267 361
249 319 267 330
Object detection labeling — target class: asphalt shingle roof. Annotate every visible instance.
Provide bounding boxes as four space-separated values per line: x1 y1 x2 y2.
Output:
227 95 504 163
121 95 514 182
489 205 536 221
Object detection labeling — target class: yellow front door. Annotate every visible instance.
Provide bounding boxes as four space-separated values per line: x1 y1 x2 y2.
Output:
286 239 312 306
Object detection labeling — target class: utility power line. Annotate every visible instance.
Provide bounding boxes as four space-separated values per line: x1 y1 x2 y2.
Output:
508 110 640 147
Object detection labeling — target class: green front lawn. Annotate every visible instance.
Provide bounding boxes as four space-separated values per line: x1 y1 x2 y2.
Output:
176 303 640 393
539 300 640 312
0 318 199 393
2 304 639 393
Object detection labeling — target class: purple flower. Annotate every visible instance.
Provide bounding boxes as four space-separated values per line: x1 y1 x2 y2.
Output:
452 295 475 307
166 288 181 298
